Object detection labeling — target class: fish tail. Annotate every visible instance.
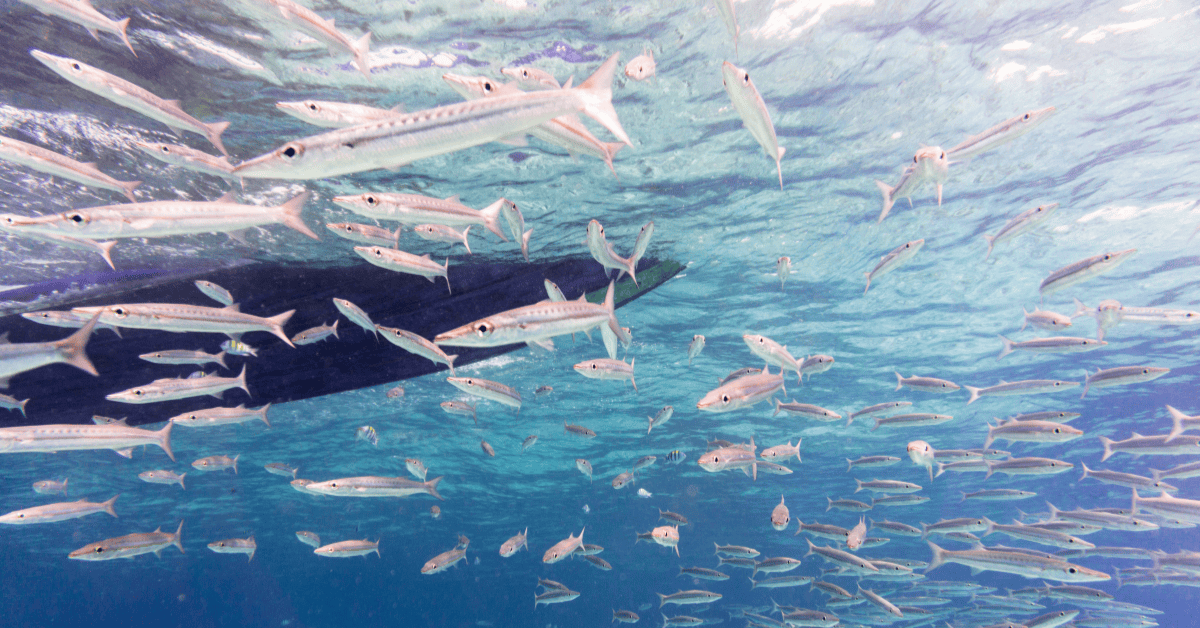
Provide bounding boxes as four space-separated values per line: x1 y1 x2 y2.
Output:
997 335 1014 360
825 496 834 512
425 476 444 501
93 240 118 270
603 142 624 178
102 494 119 518
576 53 632 146
863 271 871 294
983 423 995 450
776 147 785 190
983 460 994 479
268 309 297 347
173 520 185 554
1079 461 1092 482
258 403 272 427
232 454 239 475
1071 298 1089 319
352 32 373 80
965 386 981 405
1150 468 1163 482
1099 436 1115 462
119 179 141 203
235 364 250 397
330 320 339 339
983 234 995 261
874 180 895 223
854 479 864 494
925 541 946 573
54 313 101 376
206 120 231 157
1131 488 1140 515
871 417 881 433
155 419 176 461
215 350 228 370
461 225 472 255
521 228 532 262
1166 405 1187 442
443 258 451 294
179 473 186 490
277 191 319 240
480 199 510 241
116 17 136 57
62 478 68 496
446 354 458 376
657 593 666 608
18 398 28 418
981 517 995 537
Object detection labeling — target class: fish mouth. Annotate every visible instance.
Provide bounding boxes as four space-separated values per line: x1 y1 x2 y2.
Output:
231 150 284 177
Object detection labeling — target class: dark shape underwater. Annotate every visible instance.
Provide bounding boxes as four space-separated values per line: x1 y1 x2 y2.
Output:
0 256 681 428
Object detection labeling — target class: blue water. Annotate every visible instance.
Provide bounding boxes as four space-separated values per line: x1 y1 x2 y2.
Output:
1 0 1199 626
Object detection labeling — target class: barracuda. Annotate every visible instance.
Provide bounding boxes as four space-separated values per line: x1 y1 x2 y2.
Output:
865 239 924 293
926 541 1109 582
355 246 450 291
983 203 1059 260
0 135 139 201
70 521 184 561
335 193 510 241
0 495 118 524
314 539 380 558
697 367 785 413
947 106 1057 161
377 325 457 374
32 51 229 155
243 0 371 79
0 314 100 384
107 366 249 404
435 281 621 359
721 62 784 189
134 141 238 182
0 421 173 460
0 192 317 240
446 377 522 412
305 476 443 500
20 0 135 55
70 302 296 347
234 54 630 180
1038 249 1136 296
276 100 399 127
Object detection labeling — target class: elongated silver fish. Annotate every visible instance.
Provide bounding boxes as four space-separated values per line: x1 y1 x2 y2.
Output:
997 335 1106 360
139 469 186 488
0 314 99 385
234 55 630 179
872 413 953 431
334 194 509 241
135 141 237 182
894 372 959 393
0 393 29 417
1081 365 1169 398
965 379 1079 404
984 457 1073 478
501 66 561 89
743 334 800 378
875 147 949 222
573 357 635 390
1099 432 1200 462
422 544 468 574
326 222 400 247
31 51 229 155
72 302 295 347
947 107 1057 161
333 298 377 339
435 281 621 358
774 400 840 421
446 377 521 412
1039 249 1136 296
1 135 139 201
276 100 399 127
107 364 247 404
19 0 135 55
926 541 1107 582
69 521 184 560
138 349 227 369
292 321 339 346
314 539 379 558
377 325 457 374
170 403 270 428
698 438 758 480
543 527 585 563
306 476 443 500
865 239 924 293
1 192 318 240
442 73 625 177
1023 307 1073 332
983 203 1059 260
587 220 638 286
721 62 784 189
208 536 256 562
1079 463 1175 493
244 0 371 79
0 495 118 524
984 420 1082 449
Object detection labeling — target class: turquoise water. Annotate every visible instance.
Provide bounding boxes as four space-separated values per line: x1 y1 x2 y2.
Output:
1 0 1199 626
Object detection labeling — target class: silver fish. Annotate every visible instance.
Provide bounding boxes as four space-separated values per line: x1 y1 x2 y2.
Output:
624 48 656 81
500 66 561 89
965 379 1079 404
480 440 495 457
32 51 228 154
572 357 635 390
1081 365 1169 398
657 590 722 607
276 100 399 128
576 458 593 479
377 325 457 374
984 457 1073 478
421 543 468 574
774 400 840 421
404 459 427 481
776 256 791 289
698 438 758 480
875 147 950 222
333 194 509 241
771 496 790 531
846 455 900 470
543 527 585 563
19 0 135 55
295 531 321 548
587 220 639 286
446 377 521 412
743 334 800 378
721 62 784 189
169 403 270 428
865 239 924 293
292 321 339 345
412 224 472 254
534 589 580 607
139 349 228 369
564 422 597 438
353 246 450 292
0 495 118 525
435 281 621 359
984 420 1083 449
0 421 173 460
106 365 249 404
333 298 378 339
326 222 399 247
697 367 784 413
306 476 443 500
1022 307 1073 332
32 478 68 495
71 302 295 346
263 463 297 479
1099 432 1200 462
243 0 371 79
0 134 139 201
208 536 256 561
647 405 674 434
234 55 630 179
983 203 1059 260
69 521 184 561
499 201 531 262
0 393 29 417
926 541 1108 582
871 413 954 431
138 469 186 489
314 539 380 558
440 400 477 424
1039 249 1136 296
947 106 1057 161
998 335 1105 360
894 372 959 392
192 454 238 473
135 142 237 182
1079 463 1175 493
521 435 538 451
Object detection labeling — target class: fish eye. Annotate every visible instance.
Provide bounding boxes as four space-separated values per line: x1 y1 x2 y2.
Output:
1068 567 1077 573
742 72 750 84
307 102 319 111
1024 113 1031 120
280 143 304 160
721 395 730 403
1142 368 1149 373
373 249 382 257
17 514 23 518
476 323 491 335
134 390 143 396
68 213 86 224
366 195 378 206
590 364 598 370
330 483 337 487
160 146 170 153
72 63 81 71
913 155 918 163
483 81 493 93
940 152 946 159
521 70 531 79
95 547 103 553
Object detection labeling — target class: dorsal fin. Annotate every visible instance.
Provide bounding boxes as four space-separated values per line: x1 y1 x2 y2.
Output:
164 99 181 109
216 191 236 203
444 195 460 203
223 303 241 313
